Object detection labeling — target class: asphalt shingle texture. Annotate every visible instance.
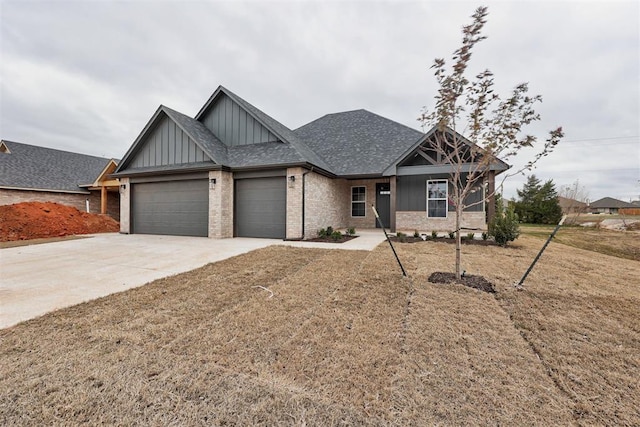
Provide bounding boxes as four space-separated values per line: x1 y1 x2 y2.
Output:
294 109 424 176
0 141 113 193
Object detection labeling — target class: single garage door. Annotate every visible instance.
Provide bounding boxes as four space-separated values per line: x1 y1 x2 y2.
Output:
235 177 286 238
132 179 208 237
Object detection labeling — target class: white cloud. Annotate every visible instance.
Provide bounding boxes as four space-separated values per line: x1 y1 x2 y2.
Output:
1 0 638 200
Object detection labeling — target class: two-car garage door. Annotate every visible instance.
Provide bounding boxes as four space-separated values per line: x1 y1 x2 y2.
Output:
132 179 209 237
131 176 286 239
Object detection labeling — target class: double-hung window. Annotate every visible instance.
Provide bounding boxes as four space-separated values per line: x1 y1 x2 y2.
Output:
427 180 447 218
351 186 366 217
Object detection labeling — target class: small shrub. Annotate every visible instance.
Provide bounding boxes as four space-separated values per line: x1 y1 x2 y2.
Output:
346 227 356 236
326 226 334 236
413 230 420 238
448 231 455 239
467 232 475 241
318 228 327 238
489 199 520 246
431 230 438 239
331 230 342 241
396 231 407 243
481 231 488 241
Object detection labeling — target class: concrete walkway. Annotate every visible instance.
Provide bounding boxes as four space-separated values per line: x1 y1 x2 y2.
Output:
0 230 386 329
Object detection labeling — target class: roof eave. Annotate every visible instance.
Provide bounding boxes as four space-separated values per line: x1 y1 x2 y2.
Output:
0 185 91 195
110 164 227 179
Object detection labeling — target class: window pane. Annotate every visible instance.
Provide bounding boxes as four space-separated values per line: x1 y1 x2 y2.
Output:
352 203 365 217
428 181 447 199
351 187 365 202
428 200 447 217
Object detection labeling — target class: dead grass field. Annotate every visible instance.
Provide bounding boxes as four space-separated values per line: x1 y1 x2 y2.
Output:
1 234 638 425
521 224 640 261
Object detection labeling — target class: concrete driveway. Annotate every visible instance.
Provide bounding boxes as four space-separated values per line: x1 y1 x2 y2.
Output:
0 231 385 329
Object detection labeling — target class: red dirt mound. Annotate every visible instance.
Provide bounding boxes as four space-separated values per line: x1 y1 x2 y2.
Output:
0 202 119 242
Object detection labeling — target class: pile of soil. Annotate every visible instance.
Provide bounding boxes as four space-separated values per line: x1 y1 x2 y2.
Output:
0 202 119 242
428 271 496 293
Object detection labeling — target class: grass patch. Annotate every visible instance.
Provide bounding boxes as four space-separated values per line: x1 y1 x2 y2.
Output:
521 224 640 261
1 234 638 424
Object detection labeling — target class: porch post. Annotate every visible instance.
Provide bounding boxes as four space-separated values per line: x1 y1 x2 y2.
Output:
100 185 107 215
390 176 397 233
486 170 496 225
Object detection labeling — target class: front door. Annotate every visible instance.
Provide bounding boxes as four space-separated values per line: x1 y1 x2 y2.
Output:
376 183 391 229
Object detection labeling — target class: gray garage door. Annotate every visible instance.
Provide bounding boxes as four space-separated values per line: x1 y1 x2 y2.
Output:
132 179 208 237
235 177 286 238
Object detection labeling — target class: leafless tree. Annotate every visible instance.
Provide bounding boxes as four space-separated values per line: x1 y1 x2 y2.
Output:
419 6 564 279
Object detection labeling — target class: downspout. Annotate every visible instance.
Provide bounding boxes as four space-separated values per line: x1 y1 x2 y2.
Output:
283 166 314 241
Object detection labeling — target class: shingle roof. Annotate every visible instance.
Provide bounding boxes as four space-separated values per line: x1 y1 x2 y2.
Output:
197 86 335 174
294 109 424 176
227 142 308 168
0 140 114 193
162 106 228 165
589 197 636 209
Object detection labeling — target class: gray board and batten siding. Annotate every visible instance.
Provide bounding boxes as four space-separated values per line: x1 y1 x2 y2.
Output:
131 179 209 237
200 94 280 147
397 175 484 212
129 115 209 168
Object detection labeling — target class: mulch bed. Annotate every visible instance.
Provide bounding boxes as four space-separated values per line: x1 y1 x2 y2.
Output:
428 271 496 293
305 235 358 243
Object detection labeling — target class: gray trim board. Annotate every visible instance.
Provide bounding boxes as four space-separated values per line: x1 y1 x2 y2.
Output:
130 172 209 184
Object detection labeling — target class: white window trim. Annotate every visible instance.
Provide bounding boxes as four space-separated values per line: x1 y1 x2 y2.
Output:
351 186 366 217
427 179 448 218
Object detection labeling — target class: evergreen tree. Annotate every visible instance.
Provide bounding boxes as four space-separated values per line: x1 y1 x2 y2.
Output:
515 175 562 224
489 196 520 246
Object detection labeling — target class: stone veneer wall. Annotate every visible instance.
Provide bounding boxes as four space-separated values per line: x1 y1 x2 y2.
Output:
0 188 119 220
119 178 130 233
208 170 234 238
303 171 349 238
396 211 486 233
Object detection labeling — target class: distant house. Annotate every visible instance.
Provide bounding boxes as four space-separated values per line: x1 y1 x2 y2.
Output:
112 85 509 238
588 197 635 214
0 140 120 219
558 196 588 214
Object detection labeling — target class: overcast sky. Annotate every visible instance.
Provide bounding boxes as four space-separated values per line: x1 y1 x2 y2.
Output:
1 0 638 202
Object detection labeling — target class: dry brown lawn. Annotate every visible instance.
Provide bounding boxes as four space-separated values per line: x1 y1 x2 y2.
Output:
1 234 638 425
522 223 640 261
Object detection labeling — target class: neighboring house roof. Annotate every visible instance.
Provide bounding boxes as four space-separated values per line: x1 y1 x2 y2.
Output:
294 109 424 176
558 196 587 209
0 140 116 194
589 197 636 209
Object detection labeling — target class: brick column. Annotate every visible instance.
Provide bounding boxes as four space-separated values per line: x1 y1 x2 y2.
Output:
208 170 234 238
119 178 130 234
286 167 304 239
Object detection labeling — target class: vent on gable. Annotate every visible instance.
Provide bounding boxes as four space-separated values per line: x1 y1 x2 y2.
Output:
0 142 11 154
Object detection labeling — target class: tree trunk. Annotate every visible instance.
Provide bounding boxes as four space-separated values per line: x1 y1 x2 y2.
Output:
455 205 462 280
